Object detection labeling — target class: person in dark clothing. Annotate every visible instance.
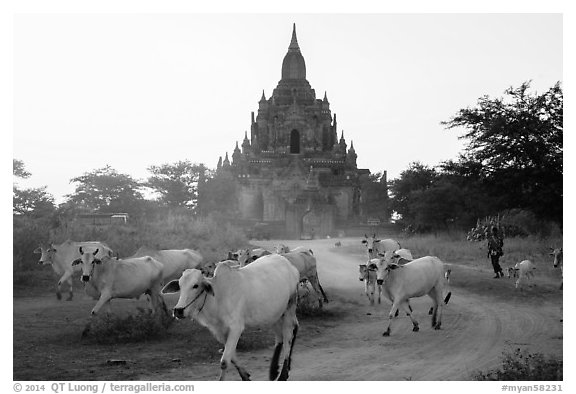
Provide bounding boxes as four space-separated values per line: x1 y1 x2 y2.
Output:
487 226 505 278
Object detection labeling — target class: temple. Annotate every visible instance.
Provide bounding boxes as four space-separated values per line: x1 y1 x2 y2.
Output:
217 24 372 239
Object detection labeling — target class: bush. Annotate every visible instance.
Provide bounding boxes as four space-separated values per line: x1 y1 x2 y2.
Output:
467 210 563 242
44 214 247 263
473 349 562 381
85 307 173 344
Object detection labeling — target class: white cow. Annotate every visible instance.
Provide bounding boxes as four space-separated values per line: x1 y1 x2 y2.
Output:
374 256 451 336
507 260 536 289
549 248 563 289
72 247 166 316
359 262 380 305
379 248 414 265
162 254 300 381
130 246 204 283
33 240 113 300
361 234 401 260
277 247 329 308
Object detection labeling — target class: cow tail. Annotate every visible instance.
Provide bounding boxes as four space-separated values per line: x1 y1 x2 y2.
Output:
443 269 452 304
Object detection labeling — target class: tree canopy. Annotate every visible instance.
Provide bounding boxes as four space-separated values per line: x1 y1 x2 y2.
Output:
442 81 563 222
65 165 144 215
146 160 208 209
13 159 55 217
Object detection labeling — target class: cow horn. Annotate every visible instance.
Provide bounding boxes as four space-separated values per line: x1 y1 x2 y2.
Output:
93 248 99 256
79 246 84 255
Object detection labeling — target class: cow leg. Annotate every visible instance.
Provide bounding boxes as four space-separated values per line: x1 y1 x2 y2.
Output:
91 292 112 315
219 326 243 381
364 281 373 305
367 282 375 306
57 271 73 301
278 294 299 381
377 283 382 304
314 275 329 304
399 300 419 332
383 301 401 336
269 321 284 381
231 358 251 381
307 276 325 308
428 287 443 330
63 275 74 301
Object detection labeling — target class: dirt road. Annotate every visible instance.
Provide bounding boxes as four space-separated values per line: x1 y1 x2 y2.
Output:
13 237 563 381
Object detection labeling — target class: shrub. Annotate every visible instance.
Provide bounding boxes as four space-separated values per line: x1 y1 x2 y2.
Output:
473 349 562 381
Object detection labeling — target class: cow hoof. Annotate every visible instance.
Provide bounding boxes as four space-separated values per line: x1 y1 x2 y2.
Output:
56 293 62 301
428 307 433 315
382 329 391 337
434 323 442 330
66 295 73 301
412 325 419 332
394 310 399 317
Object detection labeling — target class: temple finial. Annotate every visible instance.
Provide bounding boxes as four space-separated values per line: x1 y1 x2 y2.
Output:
289 23 299 50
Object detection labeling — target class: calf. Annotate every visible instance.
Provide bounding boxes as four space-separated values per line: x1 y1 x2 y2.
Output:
359 262 380 305
375 256 451 336
507 260 536 289
162 254 300 381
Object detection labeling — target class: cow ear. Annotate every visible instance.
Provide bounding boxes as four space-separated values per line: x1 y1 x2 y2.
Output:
33 247 42 254
361 239 367 244
93 258 102 265
72 259 82 266
162 280 180 294
202 279 214 296
374 239 381 243
387 263 400 270
227 251 234 260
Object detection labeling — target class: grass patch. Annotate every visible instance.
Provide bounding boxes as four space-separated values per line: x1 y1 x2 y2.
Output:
473 349 562 381
84 308 173 344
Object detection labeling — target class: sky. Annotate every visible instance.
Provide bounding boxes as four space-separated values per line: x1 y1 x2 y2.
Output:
11 13 563 203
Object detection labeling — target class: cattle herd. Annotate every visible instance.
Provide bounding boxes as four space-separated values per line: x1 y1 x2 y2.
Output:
31 236 563 381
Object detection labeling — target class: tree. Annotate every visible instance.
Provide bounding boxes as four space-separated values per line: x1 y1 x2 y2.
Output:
146 160 208 210
13 159 31 179
410 179 465 231
197 169 238 218
65 165 145 216
359 171 390 221
13 159 55 217
442 81 563 222
389 162 438 223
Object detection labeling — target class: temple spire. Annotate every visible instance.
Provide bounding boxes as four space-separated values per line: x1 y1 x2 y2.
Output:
289 23 299 50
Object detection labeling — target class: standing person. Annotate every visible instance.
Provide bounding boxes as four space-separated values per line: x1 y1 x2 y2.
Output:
487 226 505 278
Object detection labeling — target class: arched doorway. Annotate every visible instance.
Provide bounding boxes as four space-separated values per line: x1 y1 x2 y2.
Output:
290 129 300 154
